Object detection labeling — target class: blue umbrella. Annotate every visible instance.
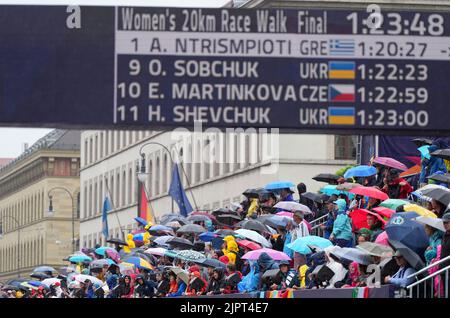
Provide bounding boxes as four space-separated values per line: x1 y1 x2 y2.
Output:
265 181 295 191
69 255 92 263
286 236 333 255
28 281 46 288
385 212 429 256
211 237 225 250
94 246 116 257
33 266 56 273
134 217 148 227
319 185 355 199
344 165 377 178
199 232 218 242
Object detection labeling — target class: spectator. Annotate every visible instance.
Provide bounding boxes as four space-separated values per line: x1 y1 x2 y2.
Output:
439 213 450 286
419 144 447 186
223 263 242 294
382 169 413 199
424 224 443 265
134 274 155 298
271 260 299 290
431 199 447 218
367 214 384 242
118 275 134 298
167 276 186 297
320 197 336 240
329 199 353 248
290 211 310 268
384 250 416 289
206 268 225 295
185 271 208 296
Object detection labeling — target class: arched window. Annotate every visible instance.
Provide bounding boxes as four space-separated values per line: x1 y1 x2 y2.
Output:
94 182 98 215
89 184 93 217
105 131 109 156
128 168 132 205
84 139 88 166
116 172 120 207
111 131 115 153
163 154 168 193
148 159 153 195
94 134 98 162
100 132 104 159
155 157 160 195
122 170 126 206
83 185 87 219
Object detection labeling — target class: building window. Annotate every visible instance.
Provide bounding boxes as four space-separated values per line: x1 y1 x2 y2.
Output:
84 139 88 166
122 170 126 206
155 157 160 195
163 154 168 193
116 173 120 207
128 168 132 205
89 137 93 164
111 131 115 154
94 135 98 162
105 131 109 157
100 132 104 159
334 135 357 160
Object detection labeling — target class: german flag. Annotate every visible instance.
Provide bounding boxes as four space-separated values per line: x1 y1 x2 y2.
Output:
137 182 154 224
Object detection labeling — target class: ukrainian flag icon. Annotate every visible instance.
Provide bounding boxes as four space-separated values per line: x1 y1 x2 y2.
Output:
329 61 356 79
328 107 355 125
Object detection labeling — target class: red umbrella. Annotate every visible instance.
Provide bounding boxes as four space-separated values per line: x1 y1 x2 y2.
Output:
372 207 395 220
349 209 386 231
237 239 262 251
373 157 408 171
350 186 389 201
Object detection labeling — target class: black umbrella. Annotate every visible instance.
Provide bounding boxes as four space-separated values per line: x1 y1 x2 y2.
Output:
187 215 211 223
422 187 450 206
235 220 269 233
312 173 340 184
177 224 207 234
159 214 190 226
214 229 237 237
389 240 425 270
211 208 236 217
411 138 434 147
193 258 227 269
261 269 281 282
30 272 50 280
106 238 127 246
166 237 194 249
430 148 450 161
243 188 270 199
428 173 450 184
216 214 241 221
301 192 323 204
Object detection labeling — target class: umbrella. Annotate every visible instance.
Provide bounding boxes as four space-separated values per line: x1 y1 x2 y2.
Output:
262 215 291 229
275 211 294 218
166 266 190 284
166 221 182 229
421 187 450 206
211 208 236 217
234 229 272 248
237 239 262 251
198 232 218 242
373 157 407 171
348 209 379 231
319 185 355 198
403 204 437 218
69 254 93 263
286 236 333 255
30 272 50 280
349 186 389 201
242 248 291 261
33 266 56 274
193 258 227 269
379 199 409 210
90 259 110 269
73 274 104 286
356 242 394 257
216 214 241 221
153 235 174 247
336 183 362 191
411 138 434 147
413 216 445 232
428 173 450 184
159 214 189 226
389 240 425 270
372 207 395 220
174 250 206 262
134 217 148 227
106 238 128 246
265 181 295 191
41 278 61 287
122 256 154 271
94 246 116 257
243 188 270 199
400 165 421 178
105 249 121 263
385 212 429 255
187 215 212 223
166 237 194 249
430 148 450 161
144 247 167 256
148 225 174 235
312 173 340 184
177 224 207 234
190 211 218 222
235 219 269 233
118 262 136 275
332 247 373 265
26 281 47 288
273 202 312 214
214 229 237 237
301 192 324 204
374 231 389 246
261 269 281 281
344 165 377 178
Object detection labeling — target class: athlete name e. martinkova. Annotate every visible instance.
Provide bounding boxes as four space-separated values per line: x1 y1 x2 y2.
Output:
173 106 271 124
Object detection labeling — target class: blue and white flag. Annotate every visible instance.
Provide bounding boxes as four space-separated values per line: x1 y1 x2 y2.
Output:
102 197 112 238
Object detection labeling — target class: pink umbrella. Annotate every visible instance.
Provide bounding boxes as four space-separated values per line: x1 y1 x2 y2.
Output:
373 157 407 171
375 231 389 246
276 211 293 218
105 249 120 263
144 247 167 256
242 248 291 261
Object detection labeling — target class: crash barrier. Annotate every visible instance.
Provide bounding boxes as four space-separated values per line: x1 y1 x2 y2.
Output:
309 215 328 237
406 255 450 298
184 285 393 298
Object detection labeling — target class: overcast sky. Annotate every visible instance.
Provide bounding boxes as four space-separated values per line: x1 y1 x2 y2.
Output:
0 0 233 158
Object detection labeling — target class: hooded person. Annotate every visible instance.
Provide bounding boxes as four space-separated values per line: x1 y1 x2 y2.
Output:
222 235 240 267
329 199 353 248
206 268 226 295
185 271 208 296
134 274 156 298
123 233 136 254
382 169 413 199
419 144 448 186
271 260 299 290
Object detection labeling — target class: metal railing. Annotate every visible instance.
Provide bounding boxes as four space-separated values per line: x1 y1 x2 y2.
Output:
309 214 328 237
406 255 450 298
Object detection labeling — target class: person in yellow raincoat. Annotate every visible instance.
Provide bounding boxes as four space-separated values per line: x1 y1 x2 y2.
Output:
123 233 136 253
297 264 309 288
222 235 239 265
246 198 259 218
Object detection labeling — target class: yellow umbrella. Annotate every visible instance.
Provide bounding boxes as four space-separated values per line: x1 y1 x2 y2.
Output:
403 204 437 218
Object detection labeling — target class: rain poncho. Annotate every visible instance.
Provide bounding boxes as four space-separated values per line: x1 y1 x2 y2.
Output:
238 261 260 293
283 232 294 259
123 234 136 253
332 201 353 241
425 230 443 264
257 252 279 272
246 198 259 218
222 236 239 265
420 145 447 184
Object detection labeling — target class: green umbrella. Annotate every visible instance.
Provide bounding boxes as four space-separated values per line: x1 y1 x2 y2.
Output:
379 199 409 211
